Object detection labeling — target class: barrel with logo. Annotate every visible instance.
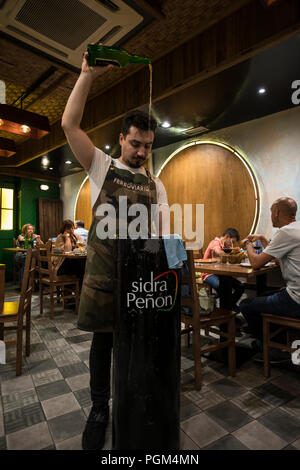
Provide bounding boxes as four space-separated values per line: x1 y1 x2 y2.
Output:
112 238 181 450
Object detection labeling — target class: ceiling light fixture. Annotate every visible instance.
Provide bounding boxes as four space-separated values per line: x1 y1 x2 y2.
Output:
0 104 50 138
49 167 53 170
65 160 72 165
0 136 16 157
40 184 49 191
258 88 266 94
161 121 171 128
105 145 111 150
42 156 49 166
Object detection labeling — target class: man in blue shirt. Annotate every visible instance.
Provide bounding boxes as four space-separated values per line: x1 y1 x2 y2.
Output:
74 220 89 243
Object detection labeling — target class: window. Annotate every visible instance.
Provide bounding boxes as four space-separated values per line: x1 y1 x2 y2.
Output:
0 188 14 230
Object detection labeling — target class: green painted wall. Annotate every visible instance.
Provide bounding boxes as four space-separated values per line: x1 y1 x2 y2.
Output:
0 175 60 281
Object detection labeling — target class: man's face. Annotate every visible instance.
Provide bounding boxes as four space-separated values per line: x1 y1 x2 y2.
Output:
119 126 154 168
222 235 237 247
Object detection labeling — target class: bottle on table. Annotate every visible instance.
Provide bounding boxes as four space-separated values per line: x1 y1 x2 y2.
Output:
87 44 151 68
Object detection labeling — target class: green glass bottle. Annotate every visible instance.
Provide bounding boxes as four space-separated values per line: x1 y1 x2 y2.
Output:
87 44 151 68
24 234 29 249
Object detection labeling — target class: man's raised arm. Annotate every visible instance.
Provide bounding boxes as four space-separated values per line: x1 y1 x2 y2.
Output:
61 50 113 171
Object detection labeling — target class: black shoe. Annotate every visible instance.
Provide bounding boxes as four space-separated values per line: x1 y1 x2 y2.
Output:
251 339 263 353
82 406 109 450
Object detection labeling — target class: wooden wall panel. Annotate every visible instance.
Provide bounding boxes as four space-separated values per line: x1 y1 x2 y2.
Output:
75 179 92 230
158 143 259 249
38 198 63 242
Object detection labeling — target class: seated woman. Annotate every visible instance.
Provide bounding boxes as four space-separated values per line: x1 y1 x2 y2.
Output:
16 224 43 280
53 219 85 278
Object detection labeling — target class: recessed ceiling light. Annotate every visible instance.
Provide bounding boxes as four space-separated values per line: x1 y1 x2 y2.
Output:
49 167 53 170
65 160 72 164
161 121 171 128
258 88 266 94
40 184 49 191
20 124 31 134
105 145 110 150
41 156 49 166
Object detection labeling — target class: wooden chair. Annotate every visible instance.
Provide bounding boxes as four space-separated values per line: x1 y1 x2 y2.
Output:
262 313 300 377
193 248 204 259
12 238 21 286
0 248 36 376
36 241 80 318
181 248 236 389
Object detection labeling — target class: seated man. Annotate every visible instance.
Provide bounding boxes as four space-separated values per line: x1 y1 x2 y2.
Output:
240 197 300 357
202 228 245 312
74 220 89 243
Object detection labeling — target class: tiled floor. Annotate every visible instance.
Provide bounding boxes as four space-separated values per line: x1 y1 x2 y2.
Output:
1 284 300 450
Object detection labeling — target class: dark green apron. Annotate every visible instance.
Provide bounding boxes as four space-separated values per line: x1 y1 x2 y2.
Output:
77 159 157 332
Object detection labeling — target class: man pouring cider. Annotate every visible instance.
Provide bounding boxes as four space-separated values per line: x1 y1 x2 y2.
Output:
61 45 169 450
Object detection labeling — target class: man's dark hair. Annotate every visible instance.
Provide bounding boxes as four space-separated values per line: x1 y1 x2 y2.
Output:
222 227 240 241
121 110 157 137
76 220 84 228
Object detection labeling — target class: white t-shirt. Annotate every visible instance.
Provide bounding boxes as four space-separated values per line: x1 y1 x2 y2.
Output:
264 221 300 304
88 147 168 209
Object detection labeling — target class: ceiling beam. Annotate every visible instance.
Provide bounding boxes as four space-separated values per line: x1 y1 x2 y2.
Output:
1 0 300 167
0 166 60 182
133 0 166 20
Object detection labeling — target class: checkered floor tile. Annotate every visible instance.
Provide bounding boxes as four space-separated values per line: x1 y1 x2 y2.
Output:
1 284 300 450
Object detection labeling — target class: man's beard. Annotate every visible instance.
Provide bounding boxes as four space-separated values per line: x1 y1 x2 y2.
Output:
123 155 145 168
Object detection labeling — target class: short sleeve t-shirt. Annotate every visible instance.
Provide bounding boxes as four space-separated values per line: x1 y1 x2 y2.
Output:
264 221 300 305
88 147 168 209
201 238 222 282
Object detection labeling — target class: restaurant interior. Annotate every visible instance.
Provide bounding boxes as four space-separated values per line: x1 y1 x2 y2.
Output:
1 0 300 451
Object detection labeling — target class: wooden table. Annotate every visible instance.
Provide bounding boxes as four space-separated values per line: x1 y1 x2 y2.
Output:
195 260 280 365
2 247 28 253
50 252 87 259
3 248 87 259
195 260 279 309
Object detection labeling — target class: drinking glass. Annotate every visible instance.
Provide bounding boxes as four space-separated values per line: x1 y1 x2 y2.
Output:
221 239 233 263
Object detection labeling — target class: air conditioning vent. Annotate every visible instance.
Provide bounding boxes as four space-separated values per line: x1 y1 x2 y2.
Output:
7 25 69 57
16 0 106 50
99 25 122 43
96 0 120 12
184 126 209 136
0 0 144 69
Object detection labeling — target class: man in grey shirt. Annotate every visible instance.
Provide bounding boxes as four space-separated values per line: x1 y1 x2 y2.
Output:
240 197 300 356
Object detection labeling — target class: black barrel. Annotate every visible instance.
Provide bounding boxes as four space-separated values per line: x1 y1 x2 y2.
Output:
112 238 181 450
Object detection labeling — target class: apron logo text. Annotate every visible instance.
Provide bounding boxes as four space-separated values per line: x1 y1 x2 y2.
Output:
127 271 178 311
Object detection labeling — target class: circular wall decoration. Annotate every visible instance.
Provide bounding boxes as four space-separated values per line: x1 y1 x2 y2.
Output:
157 141 259 249
74 177 92 230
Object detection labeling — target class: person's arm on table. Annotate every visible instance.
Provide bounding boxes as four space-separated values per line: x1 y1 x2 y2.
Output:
241 238 274 269
246 233 269 249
